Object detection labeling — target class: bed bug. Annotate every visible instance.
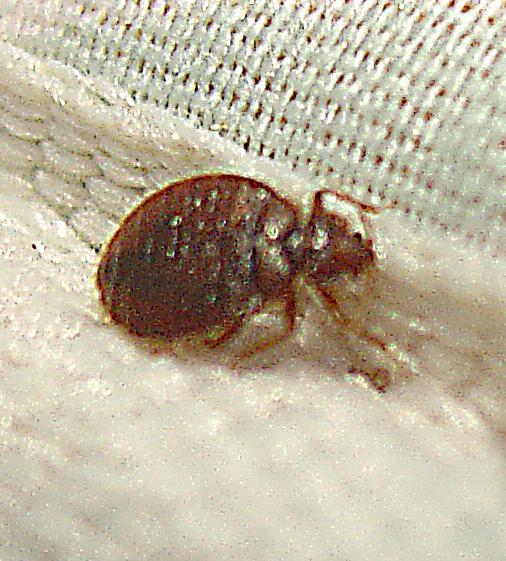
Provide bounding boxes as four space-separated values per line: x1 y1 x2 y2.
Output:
96 174 378 359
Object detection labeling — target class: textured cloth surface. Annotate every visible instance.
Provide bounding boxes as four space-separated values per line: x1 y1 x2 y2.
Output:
2 0 504 252
0 1 505 560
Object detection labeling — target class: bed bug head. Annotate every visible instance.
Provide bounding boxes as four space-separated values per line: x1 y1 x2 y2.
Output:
304 212 374 282
285 190 375 283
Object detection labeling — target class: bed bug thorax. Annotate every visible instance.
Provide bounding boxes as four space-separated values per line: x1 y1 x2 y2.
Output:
96 174 377 359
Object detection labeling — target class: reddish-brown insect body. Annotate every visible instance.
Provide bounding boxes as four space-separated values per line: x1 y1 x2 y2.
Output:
96 174 375 350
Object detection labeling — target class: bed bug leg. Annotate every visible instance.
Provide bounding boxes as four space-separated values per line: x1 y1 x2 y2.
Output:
231 290 297 366
203 320 244 348
314 283 412 390
315 284 388 352
347 366 392 393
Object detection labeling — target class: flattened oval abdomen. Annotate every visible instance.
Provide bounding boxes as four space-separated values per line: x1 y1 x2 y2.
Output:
96 175 294 340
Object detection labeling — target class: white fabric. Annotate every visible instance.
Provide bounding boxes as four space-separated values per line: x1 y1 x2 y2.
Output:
0 1 504 560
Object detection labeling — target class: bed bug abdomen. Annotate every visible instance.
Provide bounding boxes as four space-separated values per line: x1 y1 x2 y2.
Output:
96 175 299 342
